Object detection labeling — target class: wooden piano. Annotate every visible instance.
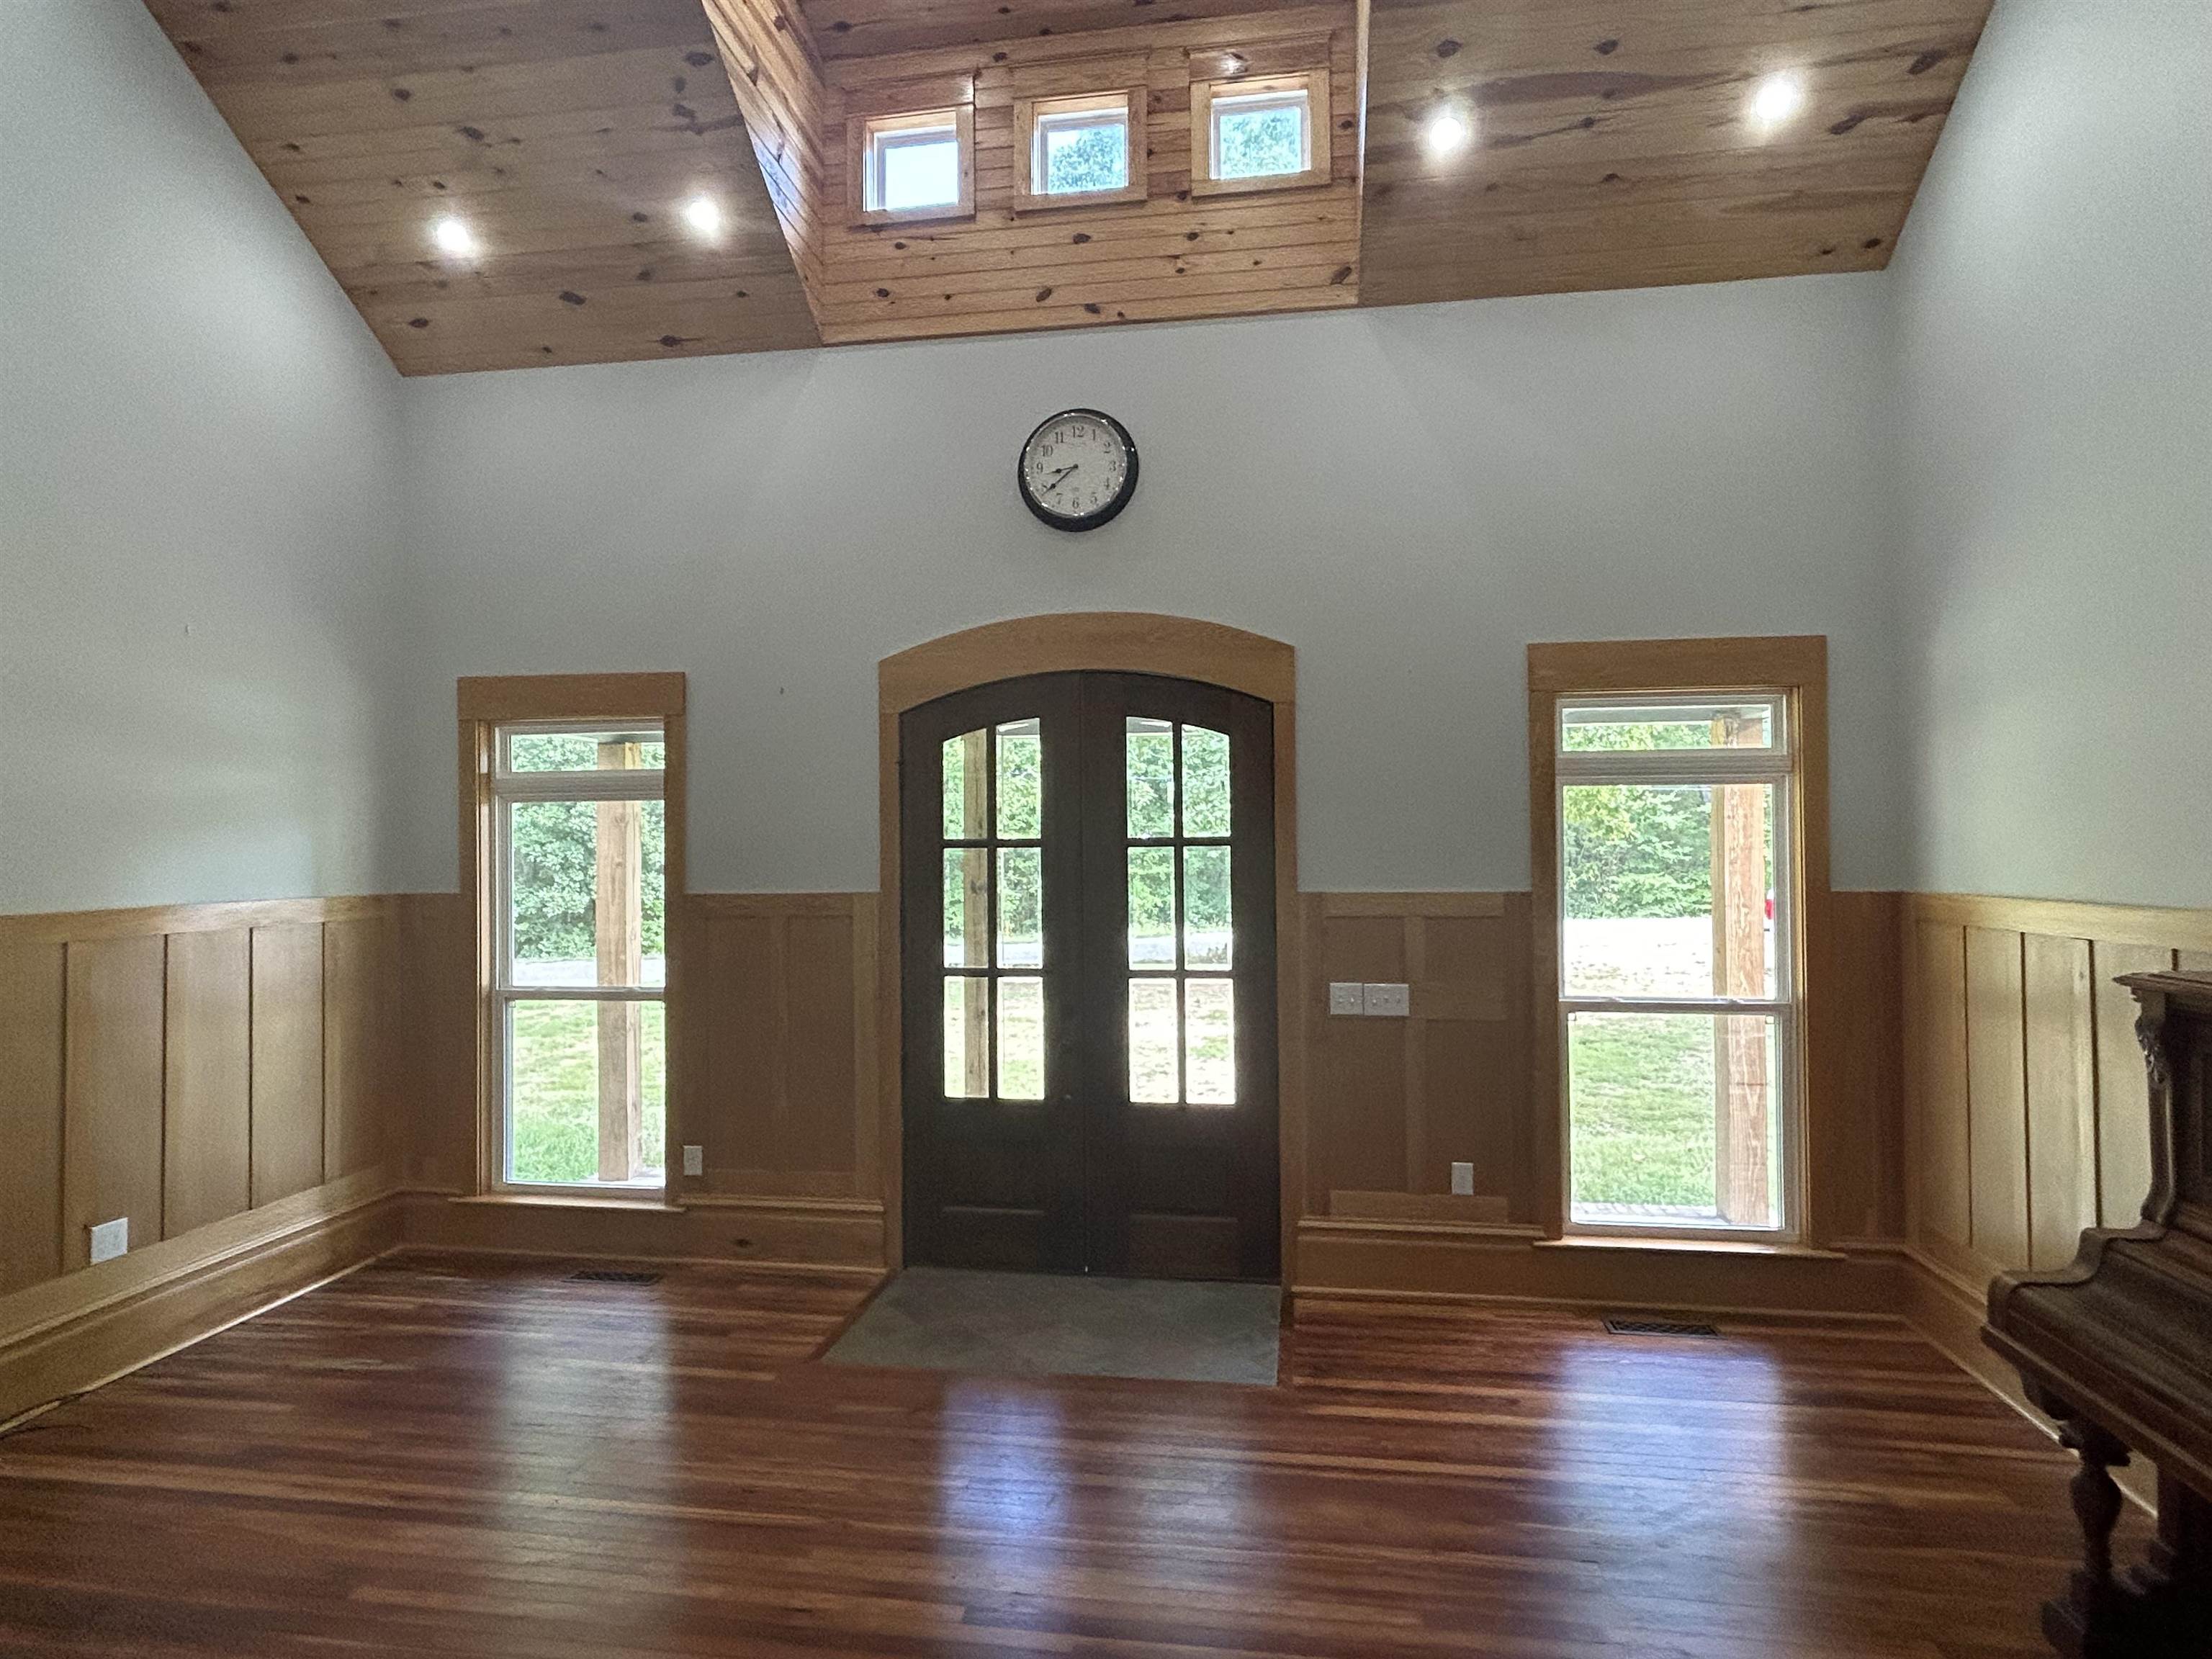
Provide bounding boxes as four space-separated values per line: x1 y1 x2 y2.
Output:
1986 971 2212 1658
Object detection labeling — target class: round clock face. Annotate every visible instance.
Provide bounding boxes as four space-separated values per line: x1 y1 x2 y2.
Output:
1017 409 1138 531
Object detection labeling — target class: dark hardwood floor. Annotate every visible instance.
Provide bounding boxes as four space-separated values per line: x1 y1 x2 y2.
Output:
0 1254 2135 1656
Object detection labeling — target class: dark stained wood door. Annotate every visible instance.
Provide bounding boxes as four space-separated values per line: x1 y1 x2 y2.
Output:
901 671 1278 1280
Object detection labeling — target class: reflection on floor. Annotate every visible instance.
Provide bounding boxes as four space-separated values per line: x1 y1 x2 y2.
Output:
824 1265 1282 1385
0 1254 2134 1657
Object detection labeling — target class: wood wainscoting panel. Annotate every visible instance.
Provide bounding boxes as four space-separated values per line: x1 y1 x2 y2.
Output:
251 924 328 1208
1302 894 1532 1222
1963 926 2029 1269
1817 891 1906 1242
691 894 877 1201
2022 932 2097 1269
161 928 253 1239
1902 894 2208 1295
1 896 416 1306
63 935 168 1266
0 941 66 1295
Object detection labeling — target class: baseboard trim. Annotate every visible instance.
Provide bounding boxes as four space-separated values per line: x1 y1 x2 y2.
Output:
1292 1218 1907 1315
0 1172 404 1423
1899 1246 2157 1514
399 1190 886 1269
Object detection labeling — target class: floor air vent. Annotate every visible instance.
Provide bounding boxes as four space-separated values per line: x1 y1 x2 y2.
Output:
1603 1316 1721 1339
567 1269 663 1285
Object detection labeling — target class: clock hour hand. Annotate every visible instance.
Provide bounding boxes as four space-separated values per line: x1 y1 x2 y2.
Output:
1043 464 1079 491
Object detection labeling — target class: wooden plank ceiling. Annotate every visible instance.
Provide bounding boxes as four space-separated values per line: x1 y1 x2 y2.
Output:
148 0 1990 373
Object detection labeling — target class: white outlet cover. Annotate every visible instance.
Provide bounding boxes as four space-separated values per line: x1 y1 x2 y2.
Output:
681 1144 704 1177
1363 981 1411 1017
1327 981 1365 1017
89 1217 129 1264
1450 1161 1475 1196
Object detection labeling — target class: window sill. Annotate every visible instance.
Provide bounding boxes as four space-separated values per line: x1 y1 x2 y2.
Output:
1536 1234 1843 1261
450 1192 678 1213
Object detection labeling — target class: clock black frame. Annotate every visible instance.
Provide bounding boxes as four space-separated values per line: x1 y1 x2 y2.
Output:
1017 408 1139 532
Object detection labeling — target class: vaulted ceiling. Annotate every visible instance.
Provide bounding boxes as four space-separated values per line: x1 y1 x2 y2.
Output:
148 0 1991 374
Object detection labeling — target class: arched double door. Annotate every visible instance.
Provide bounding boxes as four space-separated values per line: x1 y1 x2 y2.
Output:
899 671 1279 1280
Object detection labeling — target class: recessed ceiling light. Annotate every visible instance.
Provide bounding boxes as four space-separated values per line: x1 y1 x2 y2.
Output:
431 215 477 258
1749 72 1807 130
1423 106 1474 158
680 194 724 238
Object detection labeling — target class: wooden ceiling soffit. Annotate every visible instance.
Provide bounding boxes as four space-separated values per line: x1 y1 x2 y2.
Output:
1358 0 1993 307
148 0 821 374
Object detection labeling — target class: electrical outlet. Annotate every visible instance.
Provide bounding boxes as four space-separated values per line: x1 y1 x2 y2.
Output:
1450 1161 1475 1196
89 1217 129 1264
1362 981 1411 1017
681 1144 704 1177
1327 981 1365 1017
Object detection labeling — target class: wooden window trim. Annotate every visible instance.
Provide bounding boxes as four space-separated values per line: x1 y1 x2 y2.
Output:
1190 68 1331 198
848 107 976 227
457 674 688 1203
1012 88 1148 212
1526 637 1830 1244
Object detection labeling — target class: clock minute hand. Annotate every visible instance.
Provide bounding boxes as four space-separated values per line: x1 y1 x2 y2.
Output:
1044 464 1079 490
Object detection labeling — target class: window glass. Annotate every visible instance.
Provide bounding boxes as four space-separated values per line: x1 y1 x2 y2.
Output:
508 798 665 990
997 977 1046 1100
1568 1012 1780 1230
507 999 665 1186
873 125 960 212
1129 978 1179 1104
506 730 665 772
1039 107 1128 194
1561 783 1776 999
1183 979 1235 1105
1560 701 1778 752
1213 90 1307 179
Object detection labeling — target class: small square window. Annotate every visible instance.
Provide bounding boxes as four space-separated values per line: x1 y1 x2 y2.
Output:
1015 89 1143 208
1192 71 1329 194
853 107 974 222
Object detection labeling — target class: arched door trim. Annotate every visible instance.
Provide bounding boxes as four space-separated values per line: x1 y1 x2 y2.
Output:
876 613 1299 1274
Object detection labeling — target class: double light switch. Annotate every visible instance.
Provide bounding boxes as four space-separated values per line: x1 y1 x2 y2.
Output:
1328 981 1411 1017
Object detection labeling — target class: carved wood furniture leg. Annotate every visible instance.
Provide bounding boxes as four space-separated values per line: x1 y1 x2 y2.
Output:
2044 1418 2130 1657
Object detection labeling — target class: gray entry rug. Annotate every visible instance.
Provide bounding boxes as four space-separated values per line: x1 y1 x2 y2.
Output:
822 1267 1282 1386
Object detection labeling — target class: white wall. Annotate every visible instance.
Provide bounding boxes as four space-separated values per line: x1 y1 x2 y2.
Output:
0 0 408 913
397 274 1905 894
1890 0 2212 908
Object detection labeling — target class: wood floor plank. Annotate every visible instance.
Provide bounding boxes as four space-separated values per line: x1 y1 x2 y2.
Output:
0 1255 2124 1657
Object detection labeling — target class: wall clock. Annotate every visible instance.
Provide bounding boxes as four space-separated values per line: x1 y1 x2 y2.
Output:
1017 409 1138 531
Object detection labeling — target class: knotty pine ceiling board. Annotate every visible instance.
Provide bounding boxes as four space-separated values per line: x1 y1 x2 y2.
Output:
791 0 1287 62
148 0 822 373
1358 0 1992 308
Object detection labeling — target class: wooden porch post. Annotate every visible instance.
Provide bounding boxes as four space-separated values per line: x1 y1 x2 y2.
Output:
1712 714 1771 1225
596 740 644 1182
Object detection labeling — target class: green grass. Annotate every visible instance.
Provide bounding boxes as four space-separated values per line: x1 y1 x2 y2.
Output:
511 1001 665 1184
1568 1013 1717 1209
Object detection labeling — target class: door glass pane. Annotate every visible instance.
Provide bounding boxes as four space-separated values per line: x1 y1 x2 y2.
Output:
997 976 1046 1100
1568 1011 1781 1230
1129 978 1179 1103
942 848 989 967
943 976 988 1098
1184 979 1235 1105
943 729 988 840
996 719 1041 839
509 797 665 990
1126 717 1174 837
1182 724 1231 836
1128 846 1174 970
1182 845 1231 968
1560 700 1778 752
508 998 665 1186
1561 783 1776 999
997 847 1042 968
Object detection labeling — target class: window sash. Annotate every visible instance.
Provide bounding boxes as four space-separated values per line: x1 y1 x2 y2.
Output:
1209 89 1310 177
869 123 960 212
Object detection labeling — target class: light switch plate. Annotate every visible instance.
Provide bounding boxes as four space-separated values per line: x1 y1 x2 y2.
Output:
1328 981 1365 1017
89 1217 129 1264
681 1144 704 1177
1450 1161 1475 1196
1363 981 1411 1017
